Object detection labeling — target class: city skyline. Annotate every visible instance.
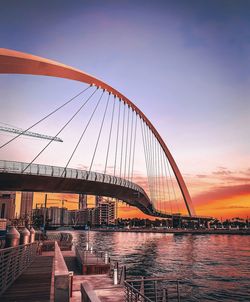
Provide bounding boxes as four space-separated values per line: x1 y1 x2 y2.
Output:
0 1 249 219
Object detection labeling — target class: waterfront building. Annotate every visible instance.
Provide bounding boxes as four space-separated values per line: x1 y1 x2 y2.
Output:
97 200 116 225
75 209 89 225
47 207 61 225
68 210 78 226
0 191 16 220
95 195 103 207
20 192 34 219
47 206 68 225
89 207 100 226
68 208 98 226
79 194 87 209
61 207 69 225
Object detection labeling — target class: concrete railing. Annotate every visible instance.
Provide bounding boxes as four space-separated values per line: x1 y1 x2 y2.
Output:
81 282 102 302
0 242 37 296
54 241 73 302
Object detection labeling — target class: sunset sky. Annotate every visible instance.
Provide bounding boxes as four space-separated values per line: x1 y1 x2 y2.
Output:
0 0 249 219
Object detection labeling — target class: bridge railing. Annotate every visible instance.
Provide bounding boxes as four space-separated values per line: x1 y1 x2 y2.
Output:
0 242 37 296
0 160 145 195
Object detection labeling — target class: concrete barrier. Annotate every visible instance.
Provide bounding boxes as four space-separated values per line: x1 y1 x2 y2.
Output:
81 282 102 302
54 241 72 302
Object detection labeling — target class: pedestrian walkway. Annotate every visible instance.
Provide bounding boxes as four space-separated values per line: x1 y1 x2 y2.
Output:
0 254 53 302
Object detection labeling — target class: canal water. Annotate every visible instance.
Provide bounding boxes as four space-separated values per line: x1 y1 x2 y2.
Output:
69 231 250 301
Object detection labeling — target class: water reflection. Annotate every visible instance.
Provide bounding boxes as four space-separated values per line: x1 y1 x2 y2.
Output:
70 231 250 301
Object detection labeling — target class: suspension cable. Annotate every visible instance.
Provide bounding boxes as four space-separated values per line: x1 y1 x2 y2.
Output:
22 87 98 173
158 143 166 213
158 139 163 212
166 157 180 213
150 128 156 204
0 85 91 149
104 94 115 175
62 89 105 175
141 119 152 199
119 103 126 178
144 124 152 200
113 99 121 176
124 105 130 179
161 147 173 213
144 123 153 199
88 91 109 173
156 140 163 212
154 137 159 210
131 114 138 182
127 110 134 180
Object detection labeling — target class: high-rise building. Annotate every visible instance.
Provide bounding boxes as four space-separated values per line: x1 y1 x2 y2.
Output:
98 200 116 225
79 194 87 209
89 207 100 226
60 198 116 227
47 207 61 225
47 206 69 225
95 195 103 207
20 192 33 218
0 191 16 220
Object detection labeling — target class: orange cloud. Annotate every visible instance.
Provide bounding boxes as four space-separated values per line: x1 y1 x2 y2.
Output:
193 184 250 206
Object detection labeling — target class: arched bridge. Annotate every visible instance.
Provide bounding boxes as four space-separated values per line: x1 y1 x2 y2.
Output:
0 48 201 219
0 160 196 220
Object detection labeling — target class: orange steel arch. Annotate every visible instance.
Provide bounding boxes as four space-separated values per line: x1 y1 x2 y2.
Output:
0 48 196 217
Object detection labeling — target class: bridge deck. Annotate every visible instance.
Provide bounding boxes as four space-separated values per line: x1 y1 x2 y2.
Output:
0 255 53 302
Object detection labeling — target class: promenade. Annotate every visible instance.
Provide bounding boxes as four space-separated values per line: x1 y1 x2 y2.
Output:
0 238 125 302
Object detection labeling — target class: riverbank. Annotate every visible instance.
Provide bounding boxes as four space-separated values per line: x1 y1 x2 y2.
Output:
90 227 250 235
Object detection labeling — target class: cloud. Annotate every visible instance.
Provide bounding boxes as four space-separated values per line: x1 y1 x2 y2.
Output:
241 168 250 176
218 166 228 170
223 176 250 183
212 166 233 176
193 184 250 205
196 174 207 178
209 167 250 183
214 205 250 210
213 170 233 176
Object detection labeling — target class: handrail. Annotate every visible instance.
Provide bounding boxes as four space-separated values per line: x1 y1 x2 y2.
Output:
0 242 37 296
124 280 153 302
0 160 145 195
75 246 108 265
124 277 181 302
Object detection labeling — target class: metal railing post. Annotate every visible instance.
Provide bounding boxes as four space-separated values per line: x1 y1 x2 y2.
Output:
113 262 118 285
154 280 158 302
162 288 168 302
177 280 180 302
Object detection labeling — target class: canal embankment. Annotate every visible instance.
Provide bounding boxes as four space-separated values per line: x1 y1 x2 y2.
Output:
91 227 250 235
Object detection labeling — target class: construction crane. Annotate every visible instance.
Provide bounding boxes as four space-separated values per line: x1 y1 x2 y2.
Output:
0 124 63 142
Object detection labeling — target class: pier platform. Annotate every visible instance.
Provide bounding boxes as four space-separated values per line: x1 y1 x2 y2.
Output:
72 274 124 302
0 240 125 302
